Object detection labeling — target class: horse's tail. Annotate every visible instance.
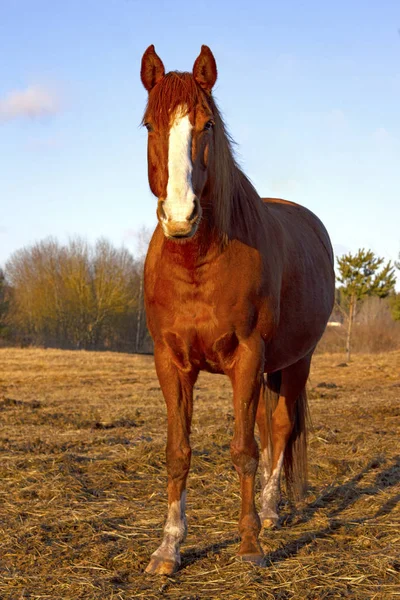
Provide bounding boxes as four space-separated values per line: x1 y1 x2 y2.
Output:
265 371 310 500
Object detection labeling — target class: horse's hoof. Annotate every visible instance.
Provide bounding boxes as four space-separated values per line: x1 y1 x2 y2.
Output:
259 510 279 529
145 555 179 576
238 553 265 566
262 516 279 529
238 537 264 566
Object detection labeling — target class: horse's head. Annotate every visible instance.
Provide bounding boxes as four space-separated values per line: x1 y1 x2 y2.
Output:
141 45 218 240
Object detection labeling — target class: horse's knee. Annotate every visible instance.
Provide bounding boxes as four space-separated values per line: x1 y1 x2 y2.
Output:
230 440 259 476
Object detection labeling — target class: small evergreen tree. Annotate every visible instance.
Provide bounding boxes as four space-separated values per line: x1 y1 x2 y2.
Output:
337 249 396 361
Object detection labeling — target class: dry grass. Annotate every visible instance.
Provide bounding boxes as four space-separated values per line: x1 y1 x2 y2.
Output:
0 348 399 599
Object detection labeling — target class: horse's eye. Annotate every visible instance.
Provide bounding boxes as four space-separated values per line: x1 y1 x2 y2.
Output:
204 120 214 131
144 122 153 132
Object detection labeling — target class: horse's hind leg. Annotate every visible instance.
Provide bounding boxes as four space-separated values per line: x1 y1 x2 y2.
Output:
257 354 312 528
145 343 198 576
256 372 279 518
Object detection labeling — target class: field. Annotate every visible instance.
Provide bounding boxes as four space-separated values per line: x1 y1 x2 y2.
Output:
0 348 399 599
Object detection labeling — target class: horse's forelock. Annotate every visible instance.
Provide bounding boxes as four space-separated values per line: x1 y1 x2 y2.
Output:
143 72 208 128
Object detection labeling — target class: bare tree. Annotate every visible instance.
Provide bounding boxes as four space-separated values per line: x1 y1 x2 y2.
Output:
5 237 142 350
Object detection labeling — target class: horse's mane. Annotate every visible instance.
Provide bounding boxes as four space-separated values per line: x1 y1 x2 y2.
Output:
143 72 266 241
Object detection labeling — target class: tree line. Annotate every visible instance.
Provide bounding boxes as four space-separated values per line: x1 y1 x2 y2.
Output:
0 237 152 352
0 238 399 357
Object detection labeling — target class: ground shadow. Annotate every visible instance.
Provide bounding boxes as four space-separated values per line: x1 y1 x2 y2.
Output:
180 535 240 568
283 454 400 528
179 455 399 570
263 484 399 568
261 454 400 566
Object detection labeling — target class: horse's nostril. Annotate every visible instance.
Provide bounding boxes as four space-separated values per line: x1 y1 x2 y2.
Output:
158 200 167 221
189 199 200 223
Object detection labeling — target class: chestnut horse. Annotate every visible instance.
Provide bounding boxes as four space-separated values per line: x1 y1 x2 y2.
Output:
140 45 334 574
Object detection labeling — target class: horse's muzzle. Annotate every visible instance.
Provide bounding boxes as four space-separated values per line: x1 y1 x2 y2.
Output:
158 197 202 239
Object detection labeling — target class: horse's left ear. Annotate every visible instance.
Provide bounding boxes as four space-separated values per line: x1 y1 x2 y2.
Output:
141 45 165 91
193 45 217 93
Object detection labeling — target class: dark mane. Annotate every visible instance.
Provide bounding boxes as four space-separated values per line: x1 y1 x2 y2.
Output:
207 94 267 242
144 71 267 242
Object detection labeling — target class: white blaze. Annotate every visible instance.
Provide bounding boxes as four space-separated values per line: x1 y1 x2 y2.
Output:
164 108 195 222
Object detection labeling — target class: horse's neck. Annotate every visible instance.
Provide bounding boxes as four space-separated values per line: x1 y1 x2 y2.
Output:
161 220 220 268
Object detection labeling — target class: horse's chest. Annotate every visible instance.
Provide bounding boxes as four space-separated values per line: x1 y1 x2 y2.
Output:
147 267 255 372
155 275 226 334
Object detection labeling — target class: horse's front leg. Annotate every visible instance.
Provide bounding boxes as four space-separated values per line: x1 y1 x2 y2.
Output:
228 334 264 564
145 343 198 576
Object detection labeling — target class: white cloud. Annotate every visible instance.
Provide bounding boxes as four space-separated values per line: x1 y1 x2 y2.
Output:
0 85 60 121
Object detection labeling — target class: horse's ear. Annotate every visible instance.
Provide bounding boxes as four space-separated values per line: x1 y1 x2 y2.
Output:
141 45 165 92
193 45 217 93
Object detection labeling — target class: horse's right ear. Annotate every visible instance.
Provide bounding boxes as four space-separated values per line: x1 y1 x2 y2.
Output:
141 45 165 92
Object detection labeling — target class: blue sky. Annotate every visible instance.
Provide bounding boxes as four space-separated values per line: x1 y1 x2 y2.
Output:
1 0 399 285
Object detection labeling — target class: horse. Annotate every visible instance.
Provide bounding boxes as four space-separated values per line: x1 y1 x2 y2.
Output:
140 44 335 575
